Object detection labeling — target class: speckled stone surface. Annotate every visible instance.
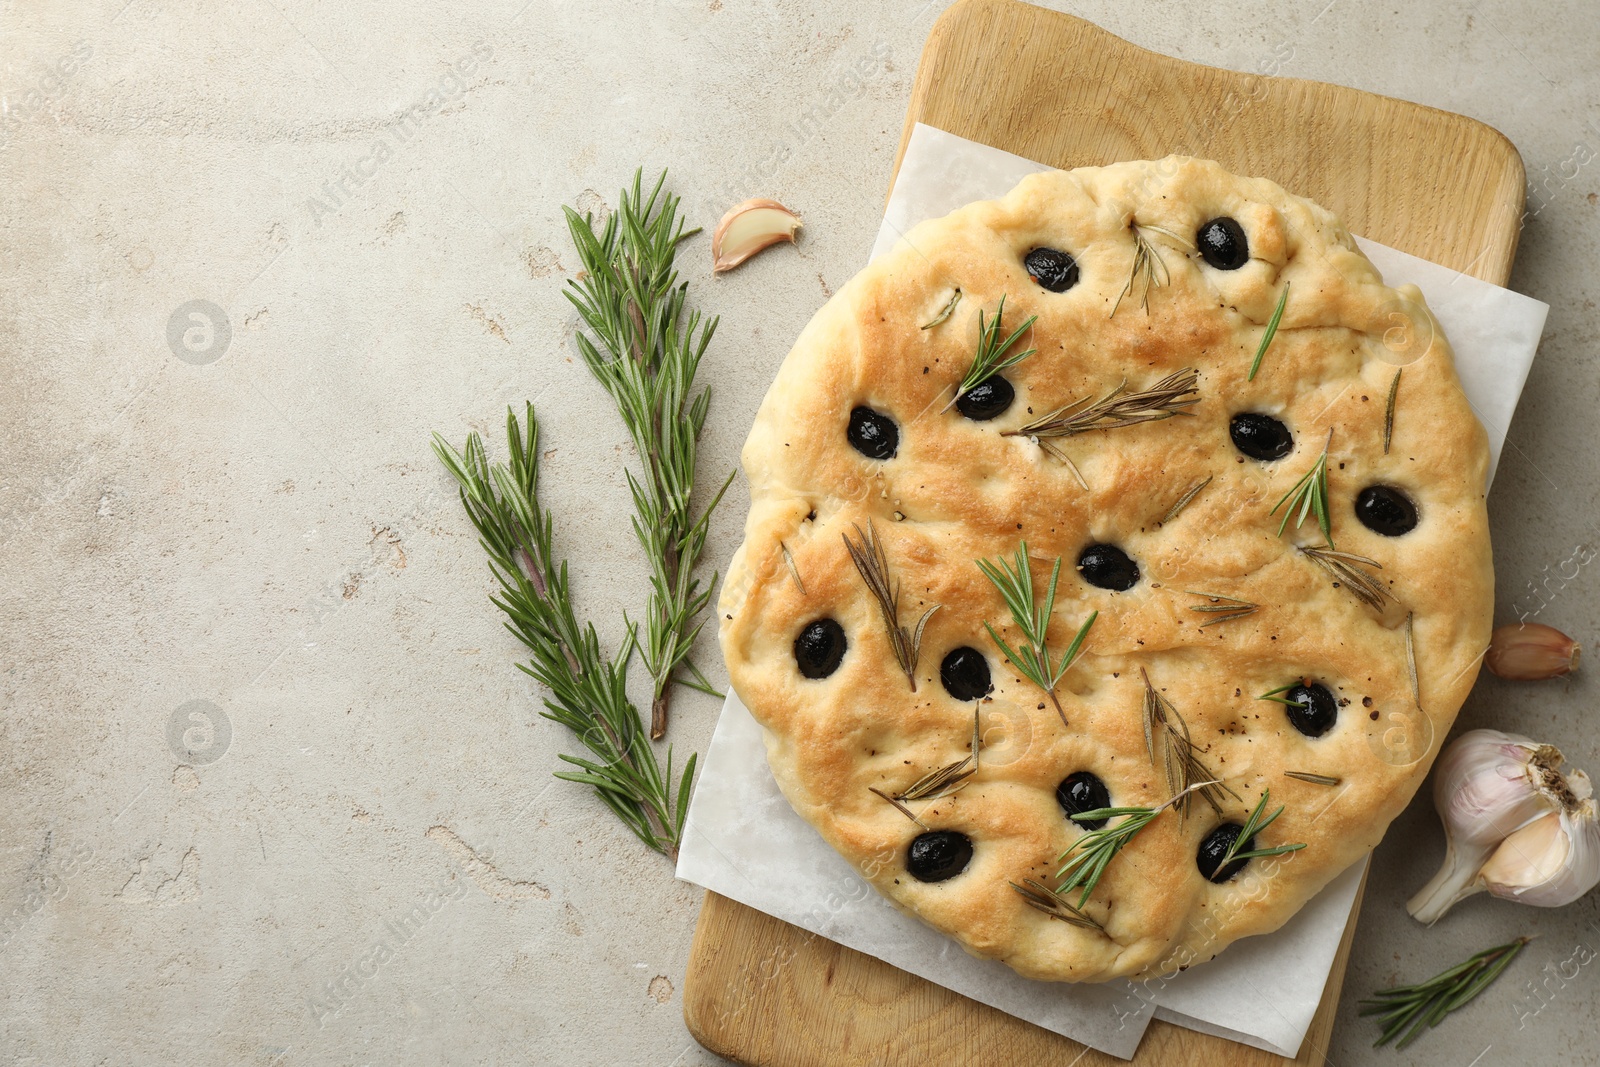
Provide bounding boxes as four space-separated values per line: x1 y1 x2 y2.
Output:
1 2 1597 1064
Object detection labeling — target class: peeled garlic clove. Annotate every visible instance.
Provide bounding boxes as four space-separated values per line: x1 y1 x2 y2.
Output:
712 198 801 273
1480 779 1600 907
1407 729 1573 923
1486 622 1580 680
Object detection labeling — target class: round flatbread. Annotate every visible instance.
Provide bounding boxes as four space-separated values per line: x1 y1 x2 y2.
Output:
718 157 1492 982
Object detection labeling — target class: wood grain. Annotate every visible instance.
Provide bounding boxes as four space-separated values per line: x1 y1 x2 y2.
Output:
684 1 1523 1062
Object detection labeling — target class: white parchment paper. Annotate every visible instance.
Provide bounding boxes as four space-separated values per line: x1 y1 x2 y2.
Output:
677 124 1549 1060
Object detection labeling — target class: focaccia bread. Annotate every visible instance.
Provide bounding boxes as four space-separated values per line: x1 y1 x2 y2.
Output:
717 158 1493 982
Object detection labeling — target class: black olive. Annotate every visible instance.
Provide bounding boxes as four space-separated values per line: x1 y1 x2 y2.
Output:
907 830 973 883
940 647 992 701
1197 823 1250 883
793 619 846 679
1077 544 1140 592
1355 485 1418 536
1229 413 1293 461
956 376 1014 421
1285 682 1338 737
847 406 899 460
1056 772 1112 830
1197 217 1249 270
1024 247 1080 293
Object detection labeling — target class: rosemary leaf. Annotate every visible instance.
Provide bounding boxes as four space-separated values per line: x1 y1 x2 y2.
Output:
1359 937 1530 1049
867 787 928 829
1185 590 1259 628
1247 282 1290 381
947 294 1037 407
1405 611 1421 709
1284 771 1342 786
563 168 733 739
1218 788 1307 867
1257 682 1308 708
921 288 962 330
1384 368 1402 454
1011 878 1103 930
1160 475 1212 525
779 541 806 595
844 521 937 691
1270 428 1333 547
977 544 1097 726
1300 544 1390 610
432 406 695 861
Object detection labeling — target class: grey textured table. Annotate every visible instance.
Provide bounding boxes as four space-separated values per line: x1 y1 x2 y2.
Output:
2 2 1597 1064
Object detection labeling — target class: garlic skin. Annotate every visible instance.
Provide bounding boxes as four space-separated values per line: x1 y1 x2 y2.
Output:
1407 729 1580 923
1479 773 1600 908
711 198 801 272
1486 622 1581 680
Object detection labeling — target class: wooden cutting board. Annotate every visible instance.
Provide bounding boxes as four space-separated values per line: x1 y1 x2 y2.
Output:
683 1 1525 1063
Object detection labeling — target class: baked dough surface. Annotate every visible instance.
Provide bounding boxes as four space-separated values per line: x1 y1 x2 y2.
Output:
717 158 1492 982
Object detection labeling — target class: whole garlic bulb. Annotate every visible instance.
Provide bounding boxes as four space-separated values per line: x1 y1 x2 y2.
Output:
1407 729 1594 923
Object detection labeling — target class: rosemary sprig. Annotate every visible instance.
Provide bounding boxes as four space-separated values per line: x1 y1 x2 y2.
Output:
1111 224 1178 317
976 544 1097 726
1247 282 1290 381
1007 368 1200 448
843 521 938 691
563 169 734 739
1359 937 1531 1049
1217 788 1307 867
1284 771 1342 786
1383 368 1402 454
1270 428 1333 547
1140 668 1236 818
946 295 1037 409
1055 782 1215 906
869 710 981 826
1160 475 1212 525
921 288 961 330
1300 544 1390 610
1011 877 1103 931
1186 591 1259 628
432 406 695 861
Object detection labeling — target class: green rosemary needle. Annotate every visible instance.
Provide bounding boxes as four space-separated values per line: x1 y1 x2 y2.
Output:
1247 282 1290 381
946 294 1037 409
1217 788 1307 868
1383 367 1402 454
1359 937 1531 1049
432 406 695 861
563 169 734 739
1270 428 1333 547
977 543 1097 726
1258 682 1308 708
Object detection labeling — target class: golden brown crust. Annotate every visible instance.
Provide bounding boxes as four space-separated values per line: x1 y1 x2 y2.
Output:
718 158 1493 982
